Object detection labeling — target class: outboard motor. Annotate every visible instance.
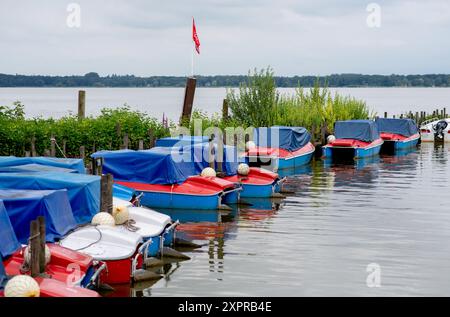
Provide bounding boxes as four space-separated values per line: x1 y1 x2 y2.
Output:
434 120 448 141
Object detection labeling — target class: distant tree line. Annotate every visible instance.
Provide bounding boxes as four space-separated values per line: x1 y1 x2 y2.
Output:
0 72 449 87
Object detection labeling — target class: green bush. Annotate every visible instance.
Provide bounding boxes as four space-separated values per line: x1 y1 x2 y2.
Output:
0 103 170 158
226 67 374 133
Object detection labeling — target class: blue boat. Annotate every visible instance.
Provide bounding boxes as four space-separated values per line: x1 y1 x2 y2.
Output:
244 126 315 171
0 172 100 224
322 120 384 160
375 118 420 152
0 156 85 173
91 149 241 210
0 192 103 289
155 137 284 198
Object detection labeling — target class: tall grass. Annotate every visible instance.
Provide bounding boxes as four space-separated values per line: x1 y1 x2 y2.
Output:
226 67 374 133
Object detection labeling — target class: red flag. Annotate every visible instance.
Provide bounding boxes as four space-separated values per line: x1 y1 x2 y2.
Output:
192 18 200 54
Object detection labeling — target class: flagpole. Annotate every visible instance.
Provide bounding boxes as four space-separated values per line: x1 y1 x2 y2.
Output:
191 40 194 78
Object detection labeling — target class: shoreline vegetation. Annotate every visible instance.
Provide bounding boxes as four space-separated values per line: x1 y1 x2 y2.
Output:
1 72 450 88
0 67 409 159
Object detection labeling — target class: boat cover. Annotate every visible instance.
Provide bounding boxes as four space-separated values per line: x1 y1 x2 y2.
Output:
254 126 311 152
0 200 21 259
113 183 135 201
183 143 241 176
0 172 100 224
0 157 85 174
155 136 209 148
0 163 77 174
92 149 196 185
0 189 77 244
334 120 380 142
375 118 418 137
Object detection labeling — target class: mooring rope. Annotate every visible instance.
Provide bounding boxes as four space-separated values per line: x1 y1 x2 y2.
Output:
50 137 67 158
72 226 103 251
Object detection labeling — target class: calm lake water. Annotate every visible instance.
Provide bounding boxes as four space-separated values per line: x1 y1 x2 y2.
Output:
3 87 450 296
1 87 450 121
118 143 450 297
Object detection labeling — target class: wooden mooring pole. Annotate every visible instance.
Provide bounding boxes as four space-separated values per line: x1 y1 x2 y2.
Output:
38 216 46 274
29 220 40 277
180 77 197 124
100 173 113 214
78 90 86 120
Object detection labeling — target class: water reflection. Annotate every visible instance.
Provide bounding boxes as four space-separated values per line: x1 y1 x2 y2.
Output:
129 143 450 296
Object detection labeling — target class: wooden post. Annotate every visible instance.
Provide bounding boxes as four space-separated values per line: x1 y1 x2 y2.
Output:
44 149 51 157
78 90 86 120
37 216 46 274
30 220 40 278
25 151 31 157
384 112 387 118
138 139 144 150
180 77 197 124
148 129 155 148
31 136 37 157
62 140 67 157
100 174 113 214
122 133 129 149
320 124 327 145
80 146 85 159
415 112 419 123
216 129 223 173
50 134 56 157
222 99 229 121
444 108 447 118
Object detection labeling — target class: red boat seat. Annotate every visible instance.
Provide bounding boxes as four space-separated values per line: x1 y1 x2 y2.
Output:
246 142 315 159
117 176 235 196
380 132 407 141
36 277 100 297
330 139 370 148
223 167 278 185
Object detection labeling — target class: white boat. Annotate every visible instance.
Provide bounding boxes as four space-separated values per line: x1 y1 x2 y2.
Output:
420 118 450 142
112 197 179 257
59 225 150 285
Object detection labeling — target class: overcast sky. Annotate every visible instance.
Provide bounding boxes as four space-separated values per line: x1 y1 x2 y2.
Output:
1 0 449 76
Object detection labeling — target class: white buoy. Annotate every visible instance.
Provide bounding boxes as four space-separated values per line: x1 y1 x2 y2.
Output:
327 135 336 144
4 275 40 297
201 167 216 177
237 163 250 176
112 205 130 225
245 141 256 151
91 212 116 226
24 245 51 266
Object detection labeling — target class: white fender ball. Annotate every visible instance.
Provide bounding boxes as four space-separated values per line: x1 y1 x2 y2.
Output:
245 141 256 151
91 212 116 226
24 245 51 266
112 205 130 225
4 275 40 297
327 135 336 144
237 163 250 176
201 167 217 177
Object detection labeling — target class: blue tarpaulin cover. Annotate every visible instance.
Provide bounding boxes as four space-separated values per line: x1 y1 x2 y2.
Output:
254 126 311 152
334 120 380 142
0 163 77 174
0 189 77 244
113 184 135 201
375 118 418 137
0 157 85 174
0 200 21 259
156 138 242 176
184 143 241 176
92 149 195 184
155 136 210 148
0 172 100 224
